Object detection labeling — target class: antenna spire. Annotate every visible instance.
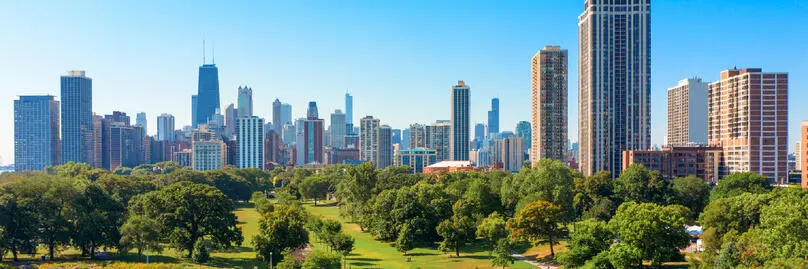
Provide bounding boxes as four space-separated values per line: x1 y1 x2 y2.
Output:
212 41 215 65
202 37 206 64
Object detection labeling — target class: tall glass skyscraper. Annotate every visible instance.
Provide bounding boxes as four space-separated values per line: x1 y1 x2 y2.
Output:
307 101 319 119
281 103 292 127
330 110 347 149
136 112 147 135
451 80 470 161
157 113 175 141
14 95 60 171
237 86 253 118
345 93 353 125
61 70 93 164
487 98 499 137
195 64 220 126
272 99 283 133
578 0 651 177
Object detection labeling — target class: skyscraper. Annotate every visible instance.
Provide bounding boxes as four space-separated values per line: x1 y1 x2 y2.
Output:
281 103 292 127
487 98 500 137
307 101 319 119
224 103 236 138
298 117 324 165
532 46 568 163
667 78 708 146
377 125 393 169
474 123 486 141
238 116 265 169
401 128 410 150
192 94 198 128
426 120 451 162
708 68 788 182
61 70 93 164
14 95 60 171
196 64 220 126
91 114 105 168
345 93 353 125
502 135 526 173
451 81 470 161
408 124 427 148
272 99 283 133
391 129 402 145
578 0 651 177
237 86 253 118
360 116 380 165
515 121 532 152
136 112 147 135
157 113 175 141
330 110 347 149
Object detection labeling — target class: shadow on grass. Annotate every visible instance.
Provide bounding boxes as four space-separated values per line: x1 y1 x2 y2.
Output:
207 256 266 269
349 257 382 262
349 261 377 267
115 252 181 263
407 252 437 257
214 246 254 253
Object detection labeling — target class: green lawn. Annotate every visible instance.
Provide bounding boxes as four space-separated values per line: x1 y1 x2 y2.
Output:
304 201 536 269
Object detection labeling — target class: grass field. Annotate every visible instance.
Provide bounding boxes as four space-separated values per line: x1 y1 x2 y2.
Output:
304 201 537 269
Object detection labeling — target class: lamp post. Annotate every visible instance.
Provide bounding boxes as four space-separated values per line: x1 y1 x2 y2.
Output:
270 252 273 269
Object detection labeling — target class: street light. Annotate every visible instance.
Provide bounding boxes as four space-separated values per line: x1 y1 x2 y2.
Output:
270 252 273 269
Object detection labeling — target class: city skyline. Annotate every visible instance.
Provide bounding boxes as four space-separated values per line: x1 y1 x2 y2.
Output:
1 1 807 165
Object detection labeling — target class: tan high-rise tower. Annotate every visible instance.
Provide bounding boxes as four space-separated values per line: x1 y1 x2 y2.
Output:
531 46 568 164
708 68 788 182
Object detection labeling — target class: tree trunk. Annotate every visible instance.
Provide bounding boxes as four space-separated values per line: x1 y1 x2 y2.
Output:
548 235 555 258
12 250 18 262
49 242 55 260
138 248 143 261
455 246 460 257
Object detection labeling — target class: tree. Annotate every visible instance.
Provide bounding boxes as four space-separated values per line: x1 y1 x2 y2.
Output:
395 223 415 255
507 200 567 258
28 176 76 260
573 171 615 221
607 242 642 269
192 240 210 263
556 219 613 268
336 163 378 231
0 190 38 261
437 215 476 257
613 164 671 205
492 239 514 268
476 212 508 256
670 175 710 220
72 184 125 257
330 233 355 257
120 215 162 261
253 204 310 266
608 202 690 266
301 249 341 269
299 175 330 206
698 192 768 256
710 172 771 200
129 182 243 257
502 159 575 222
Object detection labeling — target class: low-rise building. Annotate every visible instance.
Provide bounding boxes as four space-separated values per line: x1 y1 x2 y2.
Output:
622 146 724 183
394 148 438 174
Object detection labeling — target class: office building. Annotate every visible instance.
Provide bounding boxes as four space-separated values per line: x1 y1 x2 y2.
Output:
191 94 198 128
91 114 105 168
281 103 292 127
238 116 265 169
394 148 437 174
330 110 347 149
668 78 709 146
282 122 296 145
623 146 724 183
173 149 192 167
345 93 353 125
224 103 236 138
237 86 253 119
708 68 788 182
157 114 175 141
272 99 283 133
532 46 568 164
451 80 470 161
264 130 282 166
192 140 226 171
488 138 504 167
195 63 220 126
487 98 499 137
578 1 651 177
61 70 93 164
136 112 147 135
426 120 451 162
474 123 486 142
296 106 325 165
109 124 145 169
360 116 380 165
401 128 410 150
392 129 402 145
307 101 319 119
378 125 393 169
13 95 60 171
503 135 526 173
515 121 532 152
409 124 427 148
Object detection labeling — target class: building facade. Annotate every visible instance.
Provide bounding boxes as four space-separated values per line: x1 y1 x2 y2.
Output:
272 99 282 134
157 113 175 141
360 116 380 165
502 135 526 173
426 120 451 162
515 121 532 153
408 124 427 149
238 116 265 169
330 110 347 149
623 146 724 183
451 81 470 161
578 0 651 177
14 95 60 171
192 140 226 171
237 86 253 118
345 93 353 125
667 78 709 146
532 46 568 164
136 112 147 135
487 98 499 137
801 122 808 188
708 68 788 182
378 125 393 169
196 64 220 126
61 70 94 165
394 148 437 173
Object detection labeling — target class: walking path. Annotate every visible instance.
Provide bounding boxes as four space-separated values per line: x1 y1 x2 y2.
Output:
511 253 560 269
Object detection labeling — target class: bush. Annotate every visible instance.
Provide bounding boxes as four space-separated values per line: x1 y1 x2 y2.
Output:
192 240 210 264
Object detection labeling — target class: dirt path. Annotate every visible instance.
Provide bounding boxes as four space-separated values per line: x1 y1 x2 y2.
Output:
511 253 559 269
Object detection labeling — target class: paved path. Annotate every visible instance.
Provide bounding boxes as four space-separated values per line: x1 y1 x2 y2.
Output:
511 253 560 269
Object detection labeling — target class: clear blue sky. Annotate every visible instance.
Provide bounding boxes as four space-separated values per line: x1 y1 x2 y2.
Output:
1 0 806 165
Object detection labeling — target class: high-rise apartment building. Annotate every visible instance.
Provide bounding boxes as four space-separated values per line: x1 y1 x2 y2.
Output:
238 116 264 169
502 135 526 173
91 114 105 168
408 124 427 149
14 95 60 171
801 122 808 188
192 140 226 171
451 81 470 161
136 112 147 135
108 124 145 169
401 128 410 150
272 99 283 133
426 120 451 162
237 86 253 118
345 93 353 125
578 1 651 177
487 98 500 137
378 125 393 169
224 103 236 138
330 110 347 149
668 78 708 146
195 63 220 126
796 141 803 172
360 116 380 165
532 46 568 164
61 70 93 165
392 129 402 145
157 114 175 141
708 68 788 182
